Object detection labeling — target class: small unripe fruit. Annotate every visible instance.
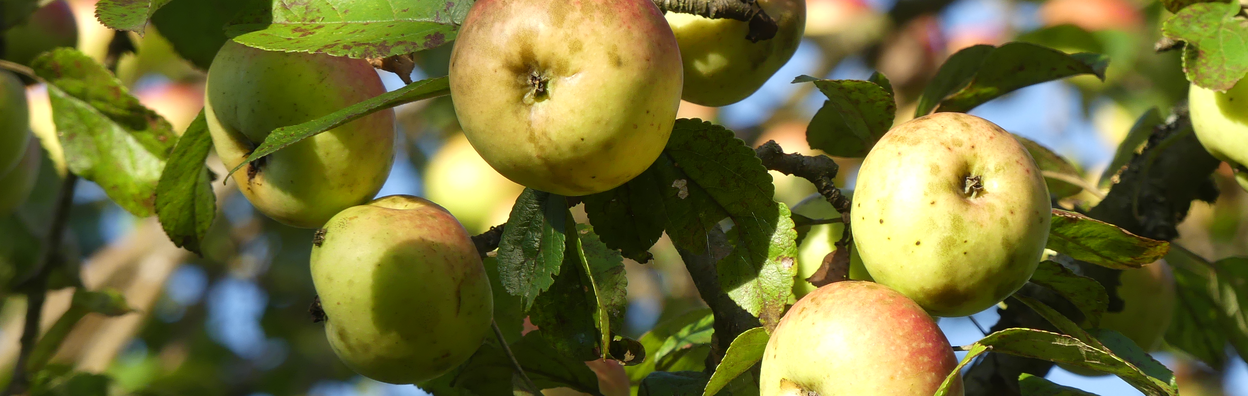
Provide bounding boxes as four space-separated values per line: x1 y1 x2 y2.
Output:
0 70 30 177
2 0 79 68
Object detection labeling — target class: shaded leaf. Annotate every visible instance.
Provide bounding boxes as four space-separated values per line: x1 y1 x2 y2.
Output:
530 222 629 361
1162 0 1233 13
154 111 215 255
1013 295 1102 348
625 309 713 383
1029 261 1110 327
867 71 893 97
1165 249 1230 370
226 0 471 59
972 328 1176 395
497 189 569 310
799 76 896 157
1100 109 1163 187
703 327 768 396
1047 209 1170 269
229 76 449 178
582 180 665 263
95 0 171 33
150 0 259 70
31 48 176 217
424 331 601 395
915 44 995 117
1 0 40 31
655 313 715 366
483 256 526 344
917 43 1107 115
29 365 111 396
640 371 707 396
1162 1 1248 91
1018 373 1099 396
1013 134 1084 198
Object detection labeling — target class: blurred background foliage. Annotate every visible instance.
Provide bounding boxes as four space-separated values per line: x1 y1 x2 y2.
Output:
0 0 1246 395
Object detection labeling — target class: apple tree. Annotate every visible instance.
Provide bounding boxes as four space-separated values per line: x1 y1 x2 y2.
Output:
0 0 1246 395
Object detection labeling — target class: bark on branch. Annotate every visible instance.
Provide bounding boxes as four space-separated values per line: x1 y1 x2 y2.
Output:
651 0 778 41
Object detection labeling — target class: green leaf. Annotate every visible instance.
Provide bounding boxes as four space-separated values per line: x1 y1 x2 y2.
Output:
225 0 471 59
1013 295 1102 348
424 331 602 395
29 365 111 396
72 289 133 316
0 215 42 292
935 343 986 396
654 313 715 366
154 111 215 255
94 0 172 33
1012 134 1085 198
482 256 525 344
1162 0 1233 13
150 0 259 70
1046 209 1170 269
625 308 713 383
703 327 768 396
1029 261 1109 328
867 71 893 97
1 0 39 31
530 223 629 361
1210 257 1248 363
1100 109 1163 188
917 43 1108 115
799 76 896 157
497 189 569 310
972 328 1177 395
1017 24 1105 55
1162 1 1248 91
582 180 665 263
31 48 176 217
1164 249 1229 370
640 371 708 396
1018 373 1099 396
1092 329 1174 384
228 76 449 179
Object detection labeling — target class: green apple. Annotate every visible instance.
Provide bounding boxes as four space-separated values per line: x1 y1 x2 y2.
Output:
0 70 29 177
423 132 525 233
448 0 683 197
791 193 870 299
204 41 395 228
1062 260 1175 376
761 281 962 395
851 112 1051 317
1189 78 1248 192
665 0 805 107
311 195 494 384
2 0 78 68
0 138 42 215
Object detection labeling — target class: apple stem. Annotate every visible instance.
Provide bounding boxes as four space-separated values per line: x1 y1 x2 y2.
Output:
963 175 984 199
650 0 778 41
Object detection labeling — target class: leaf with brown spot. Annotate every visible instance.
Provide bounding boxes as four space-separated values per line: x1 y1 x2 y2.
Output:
1046 209 1170 269
1162 1 1248 91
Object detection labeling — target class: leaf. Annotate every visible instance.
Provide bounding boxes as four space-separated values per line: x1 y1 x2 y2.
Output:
0 215 42 291
971 328 1176 395
625 308 713 383
424 331 602 395
1163 0 1234 13
483 256 526 344
1046 209 1170 269
1100 108 1163 187
530 223 629 361
228 76 449 178
225 0 471 59
1029 261 1110 328
1092 329 1175 384
71 289 133 316
1 0 39 31
29 365 111 396
94 0 172 33
640 371 708 396
1018 373 1099 396
496 189 569 309
154 111 215 255
31 48 176 217
934 343 987 396
917 42 1108 115
1165 249 1229 370
582 180 665 263
867 71 893 97
1013 295 1102 348
150 0 259 70
1162 1 1248 91
798 76 896 157
654 313 715 366
1013 134 1084 198
703 327 768 396
915 44 994 117
1209 257 1248 363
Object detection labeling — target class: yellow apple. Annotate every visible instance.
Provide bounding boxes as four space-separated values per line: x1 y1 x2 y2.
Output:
423 132 524 233
204 41 395 228
761 281 963 395
851 112 1051 317
448 0 683 196
665 0 805 106
311 195 493 384
1189 78 1248 192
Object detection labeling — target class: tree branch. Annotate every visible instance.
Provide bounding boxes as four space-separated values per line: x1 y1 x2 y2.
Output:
473 223 506 258
963 106 1222 395
754 140 850 214
673 227 762 372
651 0 778 41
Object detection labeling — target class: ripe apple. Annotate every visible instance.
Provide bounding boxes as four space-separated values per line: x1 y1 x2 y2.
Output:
761 281 962 395
0 70 29 177
311 195 494 384
2 0 78 67
0 138 42 215
423 132 525 233
1062 261 1175 376
664 0 805 107
448 0 683 197
1189 78 1248 192
851 112 1051 317
204 41 395 228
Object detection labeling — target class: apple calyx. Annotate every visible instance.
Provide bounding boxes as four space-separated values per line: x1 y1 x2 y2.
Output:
525 71 551 104
963 175 984 198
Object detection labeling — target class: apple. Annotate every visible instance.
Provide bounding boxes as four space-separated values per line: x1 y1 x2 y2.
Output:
204 41 395 228
1189 78 1248 192
423 132 525 233
851 112 1051 317
0 138 42 215
1062 261 1176 376
2 0 78 68
1039 0 1142 32
664 0 805 107
448 0 683 197
791 193 870 299
311 195 494 384
0 70 29 177
761 281 962 395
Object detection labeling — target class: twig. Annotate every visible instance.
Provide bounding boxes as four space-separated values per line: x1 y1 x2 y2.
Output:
754 140 851 215
651 0 777 42
473 224 506 258
673 227 762 372
493 321 541 394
